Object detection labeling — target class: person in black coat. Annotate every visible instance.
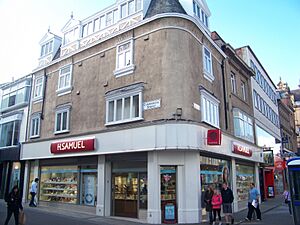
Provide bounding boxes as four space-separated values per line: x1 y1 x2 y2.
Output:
204 185 214 225
4 185 23 225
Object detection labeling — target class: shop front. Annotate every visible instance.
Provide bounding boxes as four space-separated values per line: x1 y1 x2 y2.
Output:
109 153 147 220
200 155 231 220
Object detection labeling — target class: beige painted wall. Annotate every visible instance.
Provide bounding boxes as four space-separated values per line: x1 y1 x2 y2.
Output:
29 17 226 141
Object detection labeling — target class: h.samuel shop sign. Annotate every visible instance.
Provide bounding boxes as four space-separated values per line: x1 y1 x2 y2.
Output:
50 138 95 154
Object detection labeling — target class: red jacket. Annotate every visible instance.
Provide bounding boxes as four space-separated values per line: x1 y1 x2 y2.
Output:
211 194 222 209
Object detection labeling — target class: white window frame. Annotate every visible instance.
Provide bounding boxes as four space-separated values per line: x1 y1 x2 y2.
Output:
54 105 71 134
241 81 246 100
230 72 236 94
233 108 254 143
200 89 219 128
203 46 214 82
33 76 44 102
114 39 135 77
30 113 41 138
40 40 53 57
56 64 73 96
105 84 143 126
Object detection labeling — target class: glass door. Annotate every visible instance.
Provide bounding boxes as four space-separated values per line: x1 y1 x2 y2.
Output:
113 173 138 218
160 166 177 224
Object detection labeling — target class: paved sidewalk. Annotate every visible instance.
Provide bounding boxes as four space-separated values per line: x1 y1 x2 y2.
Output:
201 197 284 225
0 197 284 225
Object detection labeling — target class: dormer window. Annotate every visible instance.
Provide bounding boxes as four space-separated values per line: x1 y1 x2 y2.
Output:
40 40 53 57
64 27 79 45
193 1 209 28
120 0 142 19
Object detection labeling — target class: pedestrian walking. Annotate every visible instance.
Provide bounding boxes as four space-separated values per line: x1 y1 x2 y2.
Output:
283 189 292 215
245 182 261 221
29 178 39 207
204 185 214 225
221 182 234 225
212 189 222 225
4 185 23 225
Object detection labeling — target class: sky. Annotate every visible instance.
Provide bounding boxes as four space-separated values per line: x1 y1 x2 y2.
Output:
0 0 299 89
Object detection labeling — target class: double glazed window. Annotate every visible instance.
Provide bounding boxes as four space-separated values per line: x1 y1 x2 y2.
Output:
120 0 142 19
30 114 41 138
55 107 70 133
203 46 214 81
57 65 72 95
1 80 31 111
0 120 20 148
233 108 254 142
200 89 219 127
114 40 134 77
41 40 53 57
33 76 44 100
230 73 236 94
193 1 209 28
106 84 143 125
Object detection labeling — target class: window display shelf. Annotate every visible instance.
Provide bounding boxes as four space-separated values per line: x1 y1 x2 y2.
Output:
42 194 77 198
44 181 77 185
42 187 66 191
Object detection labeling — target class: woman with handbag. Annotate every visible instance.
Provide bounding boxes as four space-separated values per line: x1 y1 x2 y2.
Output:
4 185 23 225
283 189 292 215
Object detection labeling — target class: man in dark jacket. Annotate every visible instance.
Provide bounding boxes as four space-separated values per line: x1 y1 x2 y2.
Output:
4 185 23 225
221 182 234 225
204 185 214 225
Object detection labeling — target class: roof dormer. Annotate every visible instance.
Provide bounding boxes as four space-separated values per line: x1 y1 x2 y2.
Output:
61 14 81 46
38 29 62 67
179 0 211 32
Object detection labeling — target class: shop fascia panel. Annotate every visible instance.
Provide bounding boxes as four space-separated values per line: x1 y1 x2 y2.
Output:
21 123 262 162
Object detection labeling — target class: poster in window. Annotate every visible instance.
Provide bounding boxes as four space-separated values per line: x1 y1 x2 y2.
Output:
165 204 175 220
263 150 274 167
84 175 95 206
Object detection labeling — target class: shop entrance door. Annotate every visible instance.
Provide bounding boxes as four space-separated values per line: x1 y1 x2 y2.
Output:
112 173 138 218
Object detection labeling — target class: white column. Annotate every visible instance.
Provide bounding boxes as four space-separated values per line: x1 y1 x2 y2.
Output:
255 162 261 203
147 151 161 224
231 158 238 212
104 161 111 217
22 161 29 203
96 155 105 216
178 152 201 223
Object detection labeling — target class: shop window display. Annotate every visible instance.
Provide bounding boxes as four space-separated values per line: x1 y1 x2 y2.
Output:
236 164 254 201
200 156 231 192
40 166 78 204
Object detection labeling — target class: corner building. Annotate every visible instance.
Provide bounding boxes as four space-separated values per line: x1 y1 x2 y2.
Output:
21 0 262 223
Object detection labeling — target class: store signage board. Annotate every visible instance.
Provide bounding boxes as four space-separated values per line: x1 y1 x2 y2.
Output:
50 138 95 154
207 129 222 145
143 99 161 110
232 142 252 157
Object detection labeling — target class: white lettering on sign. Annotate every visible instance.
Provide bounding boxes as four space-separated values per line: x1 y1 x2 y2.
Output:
232 142 252 157
57 140 86 151
143 99 161 110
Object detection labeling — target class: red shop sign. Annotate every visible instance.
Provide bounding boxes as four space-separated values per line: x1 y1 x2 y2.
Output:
207 129 222 145
232 143 252 157
50 138 95 154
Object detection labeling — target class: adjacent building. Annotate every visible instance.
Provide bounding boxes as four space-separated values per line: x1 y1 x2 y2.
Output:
0 75 32 199
291 83 300 155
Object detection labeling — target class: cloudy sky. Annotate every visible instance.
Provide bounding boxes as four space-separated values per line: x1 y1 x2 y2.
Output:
0 0 299 90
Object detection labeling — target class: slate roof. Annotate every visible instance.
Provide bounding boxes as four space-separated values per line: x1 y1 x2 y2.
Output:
145 0 187 19
292 89 300 102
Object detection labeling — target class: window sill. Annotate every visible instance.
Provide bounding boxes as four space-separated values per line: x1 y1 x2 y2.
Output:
30 135 40 139
54 130 70 135
56 87 72 96
32 96 43 104
203 71 214 82
201 120 219 129
114 65 135 78
105 117 143 126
